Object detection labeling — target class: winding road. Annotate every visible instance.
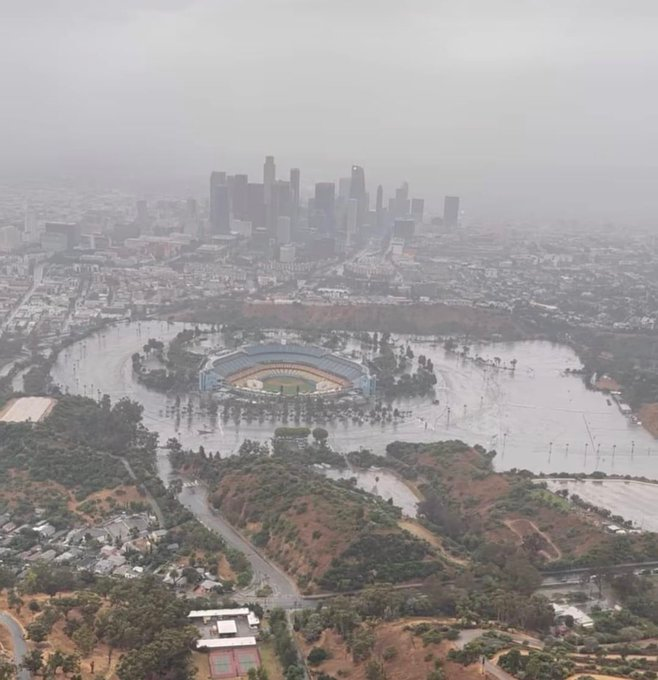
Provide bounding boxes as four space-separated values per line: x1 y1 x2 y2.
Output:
0 611 30 680
178 485 311 609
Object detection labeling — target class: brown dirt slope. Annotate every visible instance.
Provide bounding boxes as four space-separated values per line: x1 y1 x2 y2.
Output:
241 301 526 337
388 441 608 561
211 456 441 592
298 619 482 680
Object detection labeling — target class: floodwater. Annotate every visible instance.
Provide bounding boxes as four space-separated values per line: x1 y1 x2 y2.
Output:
544 478 658 532
320 466 420 517
50 320 658 479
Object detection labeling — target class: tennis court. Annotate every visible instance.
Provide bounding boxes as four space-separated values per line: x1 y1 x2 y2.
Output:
209 647 260 678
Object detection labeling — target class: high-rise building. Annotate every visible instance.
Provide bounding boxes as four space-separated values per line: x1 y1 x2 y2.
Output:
43 222 80 251
247 183 266 230
263 156 276 205
232 174 249 220
349 165 367 227
338 177 351 199
393 218 415 241
443 196 460 227
210 171 230 233
314 182 336 233
210 182 231 235
394 182 410 217
411 198 424 222
375 185 384 227
290 168 300 226
345 198 358 248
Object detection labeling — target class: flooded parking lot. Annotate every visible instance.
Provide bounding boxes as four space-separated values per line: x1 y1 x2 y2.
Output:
544 478 658 532
50 320 658 478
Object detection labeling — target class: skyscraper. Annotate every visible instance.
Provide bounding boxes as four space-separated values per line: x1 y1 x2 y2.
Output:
349 165 367 227
394 182 410 218
263 156 276 205
290 168 300 227
411 198 424 222
247 183 266 230
314 182 336 233
209 171 229 233
231 174 249 220
338 177 351 199
443 196 460 227
345 198 358 248
210 184 230 234
375 184 384 227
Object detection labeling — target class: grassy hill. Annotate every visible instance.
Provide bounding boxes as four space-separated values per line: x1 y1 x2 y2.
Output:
209 453 443 593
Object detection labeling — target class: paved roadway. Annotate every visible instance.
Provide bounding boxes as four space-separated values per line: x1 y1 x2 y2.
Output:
0 611 30 680
178 485 313 609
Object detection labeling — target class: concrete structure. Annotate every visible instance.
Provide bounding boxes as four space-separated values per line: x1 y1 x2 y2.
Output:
199 342 375 396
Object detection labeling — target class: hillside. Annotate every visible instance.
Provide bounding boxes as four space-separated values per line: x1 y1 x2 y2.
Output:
383 440 658 568
169 299 529 338
209 453 443 592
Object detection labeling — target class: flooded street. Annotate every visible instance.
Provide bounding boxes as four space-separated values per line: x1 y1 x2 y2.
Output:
50 320 658 478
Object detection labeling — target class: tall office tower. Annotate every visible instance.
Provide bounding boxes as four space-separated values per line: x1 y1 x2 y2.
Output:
276 216 292 245
314 182 336 233
338 177 351 199
443 195 460 227
411 198 424 222
209 171 227 229
375 184 384 226
263 156 276 205
210 184 231 234
247 183 266 230
289 168 300 226
345 198 358 249
232 174 249 220
349 165 367 227
394 182 410 217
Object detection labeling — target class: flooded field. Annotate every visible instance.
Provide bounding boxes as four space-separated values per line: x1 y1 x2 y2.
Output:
544 478 658 532
50 320 658 478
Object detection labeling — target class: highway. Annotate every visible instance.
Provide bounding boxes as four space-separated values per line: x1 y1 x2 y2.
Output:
541 560 658 579
0 611 31 680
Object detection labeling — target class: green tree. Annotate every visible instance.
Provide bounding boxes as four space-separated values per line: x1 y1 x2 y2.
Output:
72 623 96 657
0 659 15 680
312 427 329 446
21 650 43 676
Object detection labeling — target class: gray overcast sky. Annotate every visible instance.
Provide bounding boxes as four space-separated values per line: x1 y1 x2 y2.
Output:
1 0 657 224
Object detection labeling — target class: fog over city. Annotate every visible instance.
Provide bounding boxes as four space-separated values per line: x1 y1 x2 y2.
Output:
2 0 658 223
5 3 658 678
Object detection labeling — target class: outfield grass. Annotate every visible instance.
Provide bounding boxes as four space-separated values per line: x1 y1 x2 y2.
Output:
261 375 316 395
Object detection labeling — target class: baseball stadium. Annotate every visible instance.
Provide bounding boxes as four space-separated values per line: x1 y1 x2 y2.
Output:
199 342 375 397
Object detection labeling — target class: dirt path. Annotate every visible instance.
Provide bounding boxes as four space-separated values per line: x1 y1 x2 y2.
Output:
398 519 469 566
504 518 562 561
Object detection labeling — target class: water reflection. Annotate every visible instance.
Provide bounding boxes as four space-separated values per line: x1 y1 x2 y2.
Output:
50 320 658 478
